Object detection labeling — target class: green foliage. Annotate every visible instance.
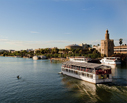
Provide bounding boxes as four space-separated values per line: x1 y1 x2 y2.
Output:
1 47 102 59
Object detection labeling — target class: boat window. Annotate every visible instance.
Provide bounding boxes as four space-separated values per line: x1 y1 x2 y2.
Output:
84 73 86 76
81 68 84 71
98 75 101 79
76 66 80 70
74 66 78 69
82 72 86 76
71 65 74 69
86 68 89 72
82 72 84 76
90 74 93 79
88 68 93 73
81 67 86 71
78 72 81 75
98 75 104 79
70 70 73 73
101 75 104 79
107 74 109 79
104 74 107 79
66 69 68 72
70 65 73 69
72 66 74 69
87 74 89 77
76 71 78 75
74 71 78 75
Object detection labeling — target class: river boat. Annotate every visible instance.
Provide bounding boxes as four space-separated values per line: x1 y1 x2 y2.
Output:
61 58 112 84
100 57 121 65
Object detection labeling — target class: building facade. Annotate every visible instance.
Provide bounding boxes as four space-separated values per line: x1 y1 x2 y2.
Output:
65 44 82 49
65 43 92 50
79 43 92 50
114 44 127 54
101 30 114 57
93 45 101 53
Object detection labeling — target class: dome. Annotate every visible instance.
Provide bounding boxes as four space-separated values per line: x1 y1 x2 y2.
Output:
67 44 81 47
106 29 108 33
105 29 109 40
65 44 82 49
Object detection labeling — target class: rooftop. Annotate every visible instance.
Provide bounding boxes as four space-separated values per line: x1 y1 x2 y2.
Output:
63 61 110 69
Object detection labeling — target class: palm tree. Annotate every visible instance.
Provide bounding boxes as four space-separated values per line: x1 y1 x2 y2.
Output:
119 38 123 53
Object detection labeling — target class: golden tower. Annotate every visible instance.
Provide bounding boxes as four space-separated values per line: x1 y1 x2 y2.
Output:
101 30 114 57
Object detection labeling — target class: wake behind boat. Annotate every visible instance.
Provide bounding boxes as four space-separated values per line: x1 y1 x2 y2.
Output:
61 57 112 84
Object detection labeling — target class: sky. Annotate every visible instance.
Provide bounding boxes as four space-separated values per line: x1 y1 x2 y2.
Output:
0 0 127 50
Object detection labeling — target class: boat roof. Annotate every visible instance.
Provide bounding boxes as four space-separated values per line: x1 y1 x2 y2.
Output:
104 57 120 58
62 61 110 69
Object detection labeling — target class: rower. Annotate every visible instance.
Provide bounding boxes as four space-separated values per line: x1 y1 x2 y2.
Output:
17 75 20 79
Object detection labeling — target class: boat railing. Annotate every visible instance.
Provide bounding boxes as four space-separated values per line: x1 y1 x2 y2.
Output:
62 64 111 75
62 65 95 74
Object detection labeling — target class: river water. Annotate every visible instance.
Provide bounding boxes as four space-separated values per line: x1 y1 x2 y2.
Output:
0 57 127 103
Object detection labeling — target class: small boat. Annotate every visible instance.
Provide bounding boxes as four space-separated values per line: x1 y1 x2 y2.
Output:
100 57 121 65
33 56 38 60
61 58 112 84
33 55 47 60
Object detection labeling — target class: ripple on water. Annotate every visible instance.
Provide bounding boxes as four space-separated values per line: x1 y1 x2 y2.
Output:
0 57 127 103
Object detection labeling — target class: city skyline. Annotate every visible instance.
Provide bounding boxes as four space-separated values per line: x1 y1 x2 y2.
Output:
0 0 127 50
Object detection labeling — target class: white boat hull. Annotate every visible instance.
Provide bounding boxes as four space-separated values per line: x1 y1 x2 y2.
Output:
61 68 112 84
33 56 38 60
100 60 121 65
100 57 121 65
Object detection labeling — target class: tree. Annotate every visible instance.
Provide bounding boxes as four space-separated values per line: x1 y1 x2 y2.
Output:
119 38 123 53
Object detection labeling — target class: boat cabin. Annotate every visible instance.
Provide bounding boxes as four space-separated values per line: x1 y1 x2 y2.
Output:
61 61 112 83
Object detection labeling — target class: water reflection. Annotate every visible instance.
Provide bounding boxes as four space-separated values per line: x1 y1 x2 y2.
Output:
61 73 127 103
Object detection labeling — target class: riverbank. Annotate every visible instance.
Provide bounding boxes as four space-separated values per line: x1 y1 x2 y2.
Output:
50 58 69 62
0 55 126 65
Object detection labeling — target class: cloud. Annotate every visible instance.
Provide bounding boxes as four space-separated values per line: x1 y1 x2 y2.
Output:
0 35 8 39
30 31 39 34
0 39 70 50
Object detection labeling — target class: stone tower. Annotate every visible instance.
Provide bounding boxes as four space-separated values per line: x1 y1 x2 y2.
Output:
101 30 114 57
105 29 109 40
